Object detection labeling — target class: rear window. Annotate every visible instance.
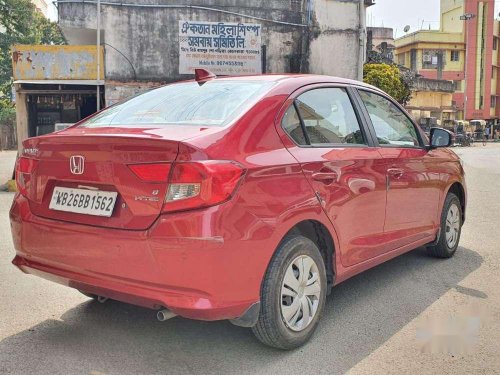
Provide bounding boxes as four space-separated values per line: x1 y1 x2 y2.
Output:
79 80 273 128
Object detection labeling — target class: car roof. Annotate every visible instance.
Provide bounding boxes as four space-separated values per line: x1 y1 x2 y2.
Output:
213 73 357 84
206 73 382 93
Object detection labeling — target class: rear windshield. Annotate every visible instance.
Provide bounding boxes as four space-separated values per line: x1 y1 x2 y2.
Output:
79 80 273 128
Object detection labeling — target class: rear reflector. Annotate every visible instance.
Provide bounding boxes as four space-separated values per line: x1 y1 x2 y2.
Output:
128 163 171 183
163 161 245 212
15 157 39 196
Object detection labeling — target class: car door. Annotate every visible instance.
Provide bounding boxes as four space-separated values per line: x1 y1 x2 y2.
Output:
279 85 389 267
357 89 441 249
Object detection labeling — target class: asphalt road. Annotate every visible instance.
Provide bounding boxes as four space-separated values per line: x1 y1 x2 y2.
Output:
0 146 499 375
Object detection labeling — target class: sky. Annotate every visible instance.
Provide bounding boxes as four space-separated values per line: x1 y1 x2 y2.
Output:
367 0 500 38
48 2 57 21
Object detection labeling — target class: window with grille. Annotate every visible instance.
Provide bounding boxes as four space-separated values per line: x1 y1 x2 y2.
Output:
398 54 405 66
422 50 445 69
450 50 460 62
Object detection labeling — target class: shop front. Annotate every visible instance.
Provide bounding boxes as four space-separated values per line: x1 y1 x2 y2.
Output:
12 45 104 149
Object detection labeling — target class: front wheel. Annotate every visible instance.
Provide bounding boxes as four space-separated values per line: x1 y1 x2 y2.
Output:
427 193 462 258
252 235 327 350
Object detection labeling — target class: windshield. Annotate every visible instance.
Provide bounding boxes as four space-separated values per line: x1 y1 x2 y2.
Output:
79 80 273 128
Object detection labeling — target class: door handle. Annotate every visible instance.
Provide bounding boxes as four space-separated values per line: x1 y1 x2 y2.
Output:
387 168 404 179
312 172 338 185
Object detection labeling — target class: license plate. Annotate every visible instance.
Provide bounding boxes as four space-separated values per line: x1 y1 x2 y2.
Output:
49 187 118 217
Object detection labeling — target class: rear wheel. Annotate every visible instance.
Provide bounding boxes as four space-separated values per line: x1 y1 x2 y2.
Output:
252 235 327 350
427 193 462 258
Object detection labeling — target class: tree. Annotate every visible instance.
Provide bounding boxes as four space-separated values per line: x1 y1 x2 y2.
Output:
363 63 414 106
0 98 16 149
0 0 66 97
0 99 14 122
33 12 67 45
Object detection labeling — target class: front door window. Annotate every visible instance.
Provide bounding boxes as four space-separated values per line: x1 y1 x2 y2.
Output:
358 90 420 147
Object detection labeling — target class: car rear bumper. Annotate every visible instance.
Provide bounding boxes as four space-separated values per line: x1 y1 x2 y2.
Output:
9 194 262 321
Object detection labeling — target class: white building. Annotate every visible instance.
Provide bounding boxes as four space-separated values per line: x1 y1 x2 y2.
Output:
56 0 375 104
32 0 50 18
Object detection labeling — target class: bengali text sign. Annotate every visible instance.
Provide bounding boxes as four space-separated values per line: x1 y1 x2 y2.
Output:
179 20 262 75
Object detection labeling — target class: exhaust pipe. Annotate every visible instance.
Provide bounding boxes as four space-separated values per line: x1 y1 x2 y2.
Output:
157 309 177 322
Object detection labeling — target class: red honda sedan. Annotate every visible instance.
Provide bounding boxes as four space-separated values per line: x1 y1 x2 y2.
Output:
10 73 466 349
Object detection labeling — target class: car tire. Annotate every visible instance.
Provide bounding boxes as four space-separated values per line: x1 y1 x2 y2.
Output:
252 235 327 350
427 193 462 258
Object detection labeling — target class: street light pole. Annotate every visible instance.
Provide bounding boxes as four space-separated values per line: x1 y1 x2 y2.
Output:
460 13 475 121
96 0 101 112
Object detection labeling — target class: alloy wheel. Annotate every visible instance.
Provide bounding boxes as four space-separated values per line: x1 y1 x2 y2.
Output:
445 203 460 248
280 255 321 332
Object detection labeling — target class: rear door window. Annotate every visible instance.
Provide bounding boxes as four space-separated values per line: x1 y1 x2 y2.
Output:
281 104 308 146
283 88 366 146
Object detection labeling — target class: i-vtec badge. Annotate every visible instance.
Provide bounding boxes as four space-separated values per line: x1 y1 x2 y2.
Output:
70 155 85 175
134 196 160 202
23 148 39 156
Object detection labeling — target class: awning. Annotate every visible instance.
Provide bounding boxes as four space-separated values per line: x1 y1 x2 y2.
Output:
14 80 104 85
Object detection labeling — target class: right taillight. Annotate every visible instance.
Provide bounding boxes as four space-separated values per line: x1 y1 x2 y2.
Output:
15 156 39 196
162 161 245 213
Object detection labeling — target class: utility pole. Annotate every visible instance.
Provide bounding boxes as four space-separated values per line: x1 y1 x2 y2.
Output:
96 0 101 112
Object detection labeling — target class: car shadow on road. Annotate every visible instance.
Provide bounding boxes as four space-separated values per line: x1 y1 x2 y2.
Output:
0 246 483 375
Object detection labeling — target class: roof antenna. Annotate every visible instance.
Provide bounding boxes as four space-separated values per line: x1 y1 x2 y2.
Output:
195 69 216 84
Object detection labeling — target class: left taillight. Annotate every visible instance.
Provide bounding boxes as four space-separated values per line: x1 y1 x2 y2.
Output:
163 161 245 213
15 157 39 196
127 160 245 213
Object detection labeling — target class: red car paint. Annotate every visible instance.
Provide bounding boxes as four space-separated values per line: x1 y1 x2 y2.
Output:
10 75 466 322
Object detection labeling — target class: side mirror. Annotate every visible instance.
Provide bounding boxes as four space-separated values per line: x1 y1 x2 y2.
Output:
429 127 454 149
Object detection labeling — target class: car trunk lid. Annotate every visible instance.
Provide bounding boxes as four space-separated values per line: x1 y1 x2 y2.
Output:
22 128 184 230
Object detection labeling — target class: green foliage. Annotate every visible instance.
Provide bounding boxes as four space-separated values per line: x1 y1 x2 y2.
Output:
363 63 414 105
0 0 66 97
0 98 16 150
0 98 15 124
33 12 67 46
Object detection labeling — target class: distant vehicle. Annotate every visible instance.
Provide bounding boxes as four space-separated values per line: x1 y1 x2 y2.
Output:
471 119 486 140
455 121 473 147
10 72 466 349
419 117 438 136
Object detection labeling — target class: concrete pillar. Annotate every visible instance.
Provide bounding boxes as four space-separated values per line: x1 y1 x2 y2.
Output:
15 87 28 152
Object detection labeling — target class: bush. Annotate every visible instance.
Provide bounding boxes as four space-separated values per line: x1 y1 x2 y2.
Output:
363 63 413 105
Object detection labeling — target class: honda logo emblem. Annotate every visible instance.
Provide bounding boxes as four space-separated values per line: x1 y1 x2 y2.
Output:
70 155 85 175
